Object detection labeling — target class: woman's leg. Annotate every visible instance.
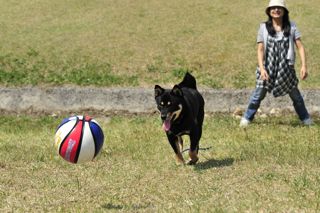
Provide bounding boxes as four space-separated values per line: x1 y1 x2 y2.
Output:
242 87 267 122
288 87 311 123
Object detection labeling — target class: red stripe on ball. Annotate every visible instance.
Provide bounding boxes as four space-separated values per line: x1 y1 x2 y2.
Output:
59 120 83 163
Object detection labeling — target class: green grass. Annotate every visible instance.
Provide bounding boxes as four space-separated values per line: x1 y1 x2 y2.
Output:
1 114 320 212
0 0 319 88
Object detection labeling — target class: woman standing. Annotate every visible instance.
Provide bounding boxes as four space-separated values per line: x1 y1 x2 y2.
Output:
240 0 312 127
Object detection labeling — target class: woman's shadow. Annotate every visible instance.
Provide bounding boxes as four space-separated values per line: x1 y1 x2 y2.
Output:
194 158 234 171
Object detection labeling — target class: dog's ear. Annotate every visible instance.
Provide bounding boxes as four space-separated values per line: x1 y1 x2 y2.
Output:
171 85 183 97
154 85 165 98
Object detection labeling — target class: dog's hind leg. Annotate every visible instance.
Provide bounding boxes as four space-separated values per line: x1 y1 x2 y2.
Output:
167 134 185 165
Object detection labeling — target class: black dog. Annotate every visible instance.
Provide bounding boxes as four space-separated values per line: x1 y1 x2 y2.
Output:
154 72 205 165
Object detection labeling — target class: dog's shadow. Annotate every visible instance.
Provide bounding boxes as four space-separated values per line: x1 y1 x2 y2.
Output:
194 158 234 171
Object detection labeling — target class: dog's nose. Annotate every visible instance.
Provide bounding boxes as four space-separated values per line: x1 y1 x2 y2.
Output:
161 114 167 120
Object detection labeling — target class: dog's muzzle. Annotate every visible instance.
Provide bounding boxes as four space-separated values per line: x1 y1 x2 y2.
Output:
161 104 182 132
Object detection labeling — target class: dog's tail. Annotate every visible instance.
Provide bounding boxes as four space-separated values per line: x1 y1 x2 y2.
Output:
178 72 197 90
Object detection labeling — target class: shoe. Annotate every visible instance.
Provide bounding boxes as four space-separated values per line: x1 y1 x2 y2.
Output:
240 117 250 128
302 118 313 126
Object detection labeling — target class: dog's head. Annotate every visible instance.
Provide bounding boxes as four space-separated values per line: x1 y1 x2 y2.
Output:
154 85 183 132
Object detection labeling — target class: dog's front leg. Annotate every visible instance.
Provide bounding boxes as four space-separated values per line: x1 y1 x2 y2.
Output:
177 136 183 152
167 133 185 165
187 132 200 165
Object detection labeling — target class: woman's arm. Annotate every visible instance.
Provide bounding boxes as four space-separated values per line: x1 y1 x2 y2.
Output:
295 38 308 80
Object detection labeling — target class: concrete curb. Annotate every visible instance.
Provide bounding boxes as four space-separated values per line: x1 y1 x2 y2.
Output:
0 86 319 114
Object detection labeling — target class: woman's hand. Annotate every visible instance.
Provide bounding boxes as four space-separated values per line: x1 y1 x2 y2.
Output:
260 68 270 81
300 65 308 80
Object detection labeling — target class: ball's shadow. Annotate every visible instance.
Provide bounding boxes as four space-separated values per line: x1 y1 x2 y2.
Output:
101 203 151 210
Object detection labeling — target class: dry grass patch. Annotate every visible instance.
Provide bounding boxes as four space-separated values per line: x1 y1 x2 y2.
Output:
0 0 319 88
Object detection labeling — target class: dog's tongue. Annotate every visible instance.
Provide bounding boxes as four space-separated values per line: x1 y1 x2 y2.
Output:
162 120 171 131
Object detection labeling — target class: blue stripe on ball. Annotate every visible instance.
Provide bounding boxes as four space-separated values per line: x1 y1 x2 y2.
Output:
89 121 104 157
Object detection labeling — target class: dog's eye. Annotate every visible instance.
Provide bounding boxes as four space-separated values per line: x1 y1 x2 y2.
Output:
167 101 171 105
160 101 164 106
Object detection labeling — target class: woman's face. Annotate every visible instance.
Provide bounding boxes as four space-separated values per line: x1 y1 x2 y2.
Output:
269 6 285 19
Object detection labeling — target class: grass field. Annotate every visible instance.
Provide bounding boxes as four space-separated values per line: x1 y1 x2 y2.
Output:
1 114 320 212
0 0 319 88
1 1 320 212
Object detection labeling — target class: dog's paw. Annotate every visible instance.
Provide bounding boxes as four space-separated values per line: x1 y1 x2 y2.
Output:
188 151 199 165
175 161 186 166
175 154 185 165
175 159 185 165
186 158 199 165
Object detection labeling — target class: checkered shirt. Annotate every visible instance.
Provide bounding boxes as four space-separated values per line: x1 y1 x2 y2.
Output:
256 35 298 97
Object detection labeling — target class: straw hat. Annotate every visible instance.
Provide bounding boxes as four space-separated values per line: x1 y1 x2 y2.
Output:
266 0 289 14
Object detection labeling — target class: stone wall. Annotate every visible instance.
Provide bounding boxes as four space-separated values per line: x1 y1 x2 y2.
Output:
0 87 319 115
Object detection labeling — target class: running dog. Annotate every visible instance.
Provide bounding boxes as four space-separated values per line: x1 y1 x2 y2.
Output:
154 72 205 165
